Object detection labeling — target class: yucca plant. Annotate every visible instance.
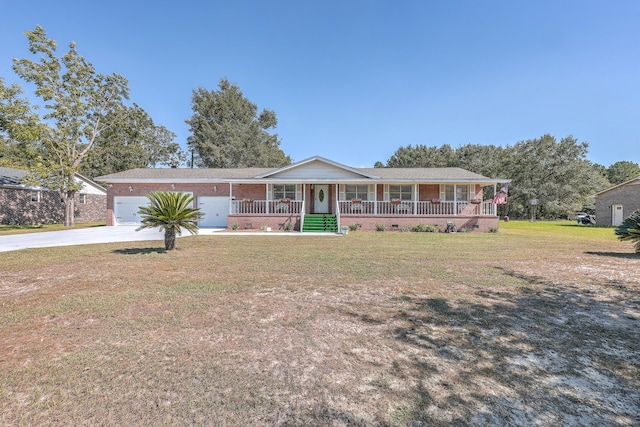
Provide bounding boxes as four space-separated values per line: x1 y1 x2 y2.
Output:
136 191 204 250
615 209 640 253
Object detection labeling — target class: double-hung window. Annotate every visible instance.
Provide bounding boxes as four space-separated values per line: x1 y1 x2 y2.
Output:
272 184 297 200
344 184 369 201
388 184 412 201
440 184 471 201
30 190 40 202
457 185 470 201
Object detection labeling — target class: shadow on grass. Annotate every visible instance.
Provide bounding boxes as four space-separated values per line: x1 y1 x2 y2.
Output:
356 270 640 426
585 250 639 259
113 247 167 255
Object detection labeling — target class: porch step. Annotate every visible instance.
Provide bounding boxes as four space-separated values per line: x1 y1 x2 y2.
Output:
303 214 338 232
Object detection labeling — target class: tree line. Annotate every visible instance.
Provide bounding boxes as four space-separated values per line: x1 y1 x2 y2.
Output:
0 26 288 226
1 26 638 225
375 139 639 219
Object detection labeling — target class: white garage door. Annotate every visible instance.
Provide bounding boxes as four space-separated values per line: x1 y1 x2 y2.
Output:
198 196 229 227
114 196 151 225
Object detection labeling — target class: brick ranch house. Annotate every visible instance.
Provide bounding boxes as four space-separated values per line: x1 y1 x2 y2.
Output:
594 176 640 226
97 156 510 232
0 167 106 225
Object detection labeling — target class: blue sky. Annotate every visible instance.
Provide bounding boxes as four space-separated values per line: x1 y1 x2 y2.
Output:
1 0 638 168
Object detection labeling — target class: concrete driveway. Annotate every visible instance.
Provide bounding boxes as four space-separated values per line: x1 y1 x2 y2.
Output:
0 226 342 252
0 226 219 253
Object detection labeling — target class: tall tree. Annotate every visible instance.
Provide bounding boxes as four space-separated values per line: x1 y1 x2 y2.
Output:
607 160 640 185
455 143 506 178
0 77 44 167
379 135 610 219
383 144 456 167
12 26 129 226
503 134 607 218
82 104 185 178
186 78 291 168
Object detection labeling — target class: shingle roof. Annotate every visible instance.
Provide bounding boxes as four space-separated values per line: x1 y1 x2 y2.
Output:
97 166 501 182
96 155 508 183
358 167 491 180
97 168 274 180
0 167 28 186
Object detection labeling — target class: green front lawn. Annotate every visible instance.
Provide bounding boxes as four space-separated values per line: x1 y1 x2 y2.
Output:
0 222 106 235
0 222 637 426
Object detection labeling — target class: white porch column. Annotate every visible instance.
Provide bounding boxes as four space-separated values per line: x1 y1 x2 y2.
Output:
454 184 457 215
493 184 497 216
265 184 270 214
374 184 378 214
413 184 418 215
229 183 233 213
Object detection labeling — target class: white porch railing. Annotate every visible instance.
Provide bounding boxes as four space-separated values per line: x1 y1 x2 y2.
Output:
338 200 376 215
231 199 496 216
232 200 303 214
338 200 497 216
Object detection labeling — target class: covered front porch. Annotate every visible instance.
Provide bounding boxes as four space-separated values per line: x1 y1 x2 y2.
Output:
227 182 501 232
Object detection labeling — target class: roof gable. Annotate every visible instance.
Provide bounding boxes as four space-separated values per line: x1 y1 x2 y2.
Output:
0 167 106 194
255 156 379 179
594 176 640 197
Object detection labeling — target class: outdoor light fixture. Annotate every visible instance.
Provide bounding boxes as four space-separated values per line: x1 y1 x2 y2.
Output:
171 183 175 190
213 185 217 192
128 186 133 192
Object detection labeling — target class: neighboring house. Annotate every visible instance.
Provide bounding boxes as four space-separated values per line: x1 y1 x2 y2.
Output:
0 167 107 225
594 176 640 226
97 156 510 232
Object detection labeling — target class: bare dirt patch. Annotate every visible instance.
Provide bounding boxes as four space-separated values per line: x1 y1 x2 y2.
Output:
0 228 638 426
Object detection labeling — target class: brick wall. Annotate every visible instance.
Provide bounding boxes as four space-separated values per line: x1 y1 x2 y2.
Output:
75 194 107 223
0 188 105 225
595 180 640 226
339 215 499 233
228 214 299 231
0 188 64 225
105 182 229 225
103 182 499 232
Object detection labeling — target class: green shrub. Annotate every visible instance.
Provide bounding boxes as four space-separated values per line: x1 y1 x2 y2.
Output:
412 223 428 232
412 223 439 233
401 226 411 232
348 224 360 231
231 222 239 230
136 191 203 250
615 209 640 253
489 227 499 233
375 223 386 232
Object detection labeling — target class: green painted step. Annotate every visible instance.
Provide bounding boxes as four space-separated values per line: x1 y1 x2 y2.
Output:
302 214 338 232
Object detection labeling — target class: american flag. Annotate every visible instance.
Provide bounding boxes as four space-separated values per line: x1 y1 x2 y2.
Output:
492 184 508 205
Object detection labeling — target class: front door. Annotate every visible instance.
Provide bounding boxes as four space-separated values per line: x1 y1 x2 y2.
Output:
612 204 624 226
314 185 329 213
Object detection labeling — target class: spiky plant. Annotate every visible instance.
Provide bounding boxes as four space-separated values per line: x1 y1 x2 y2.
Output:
615 209 640 253
136 191 203 250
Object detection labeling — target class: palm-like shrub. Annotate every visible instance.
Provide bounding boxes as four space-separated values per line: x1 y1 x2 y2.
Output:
615 209 640 253
136 191 204 250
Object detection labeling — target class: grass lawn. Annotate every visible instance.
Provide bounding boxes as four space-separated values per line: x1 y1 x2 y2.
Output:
0 222 106 235
1 221 638 426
